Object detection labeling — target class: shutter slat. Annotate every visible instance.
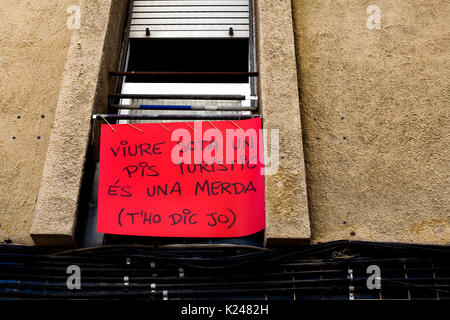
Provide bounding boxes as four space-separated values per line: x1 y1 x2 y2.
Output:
133 6 248 12
131 24 249 31
130 0 249 39
129 30 249 38
131 18 249 25
134 1 248 6
133 12 248 18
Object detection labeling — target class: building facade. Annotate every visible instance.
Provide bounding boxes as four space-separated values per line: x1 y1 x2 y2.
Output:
0 0 448 247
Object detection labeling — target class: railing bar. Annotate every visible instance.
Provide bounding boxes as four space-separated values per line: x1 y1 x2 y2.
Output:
109 71 259 77
109 93 247 100
110 104 258 111
93 114 259 120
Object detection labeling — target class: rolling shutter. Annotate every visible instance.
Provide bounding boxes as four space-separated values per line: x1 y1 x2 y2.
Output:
130 0 250 38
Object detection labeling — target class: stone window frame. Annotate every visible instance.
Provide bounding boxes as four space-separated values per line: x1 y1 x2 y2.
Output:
30 0 310 247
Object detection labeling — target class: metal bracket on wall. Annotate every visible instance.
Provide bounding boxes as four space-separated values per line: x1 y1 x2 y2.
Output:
348 268 354 300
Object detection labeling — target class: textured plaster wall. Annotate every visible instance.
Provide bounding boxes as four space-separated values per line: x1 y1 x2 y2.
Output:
293 0 449 244
30 0 127 246
0 0 75 244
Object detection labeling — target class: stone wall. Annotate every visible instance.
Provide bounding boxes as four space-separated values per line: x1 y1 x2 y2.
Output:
293 0 449 243
0 0 76 244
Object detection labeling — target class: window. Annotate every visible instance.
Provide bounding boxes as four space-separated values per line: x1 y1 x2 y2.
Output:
112 0 257 122
103 0 261 245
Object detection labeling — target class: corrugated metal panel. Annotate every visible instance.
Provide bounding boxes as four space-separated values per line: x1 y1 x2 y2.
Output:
127 98 251 123
118 82 252 124
131 0 250 39
1 241 449 300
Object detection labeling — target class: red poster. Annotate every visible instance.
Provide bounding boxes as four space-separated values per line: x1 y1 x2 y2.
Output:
98 118 265 238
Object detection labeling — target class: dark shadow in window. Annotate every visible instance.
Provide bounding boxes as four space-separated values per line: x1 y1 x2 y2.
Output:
126 39 249 83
